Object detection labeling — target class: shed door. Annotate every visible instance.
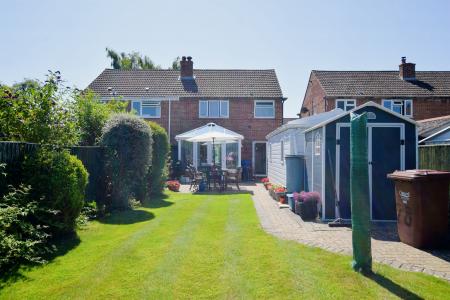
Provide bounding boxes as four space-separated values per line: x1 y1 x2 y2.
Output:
369 126 403 221
336 124 404 221
337 126 351 219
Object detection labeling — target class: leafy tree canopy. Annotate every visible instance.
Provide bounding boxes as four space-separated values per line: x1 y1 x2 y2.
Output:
106 48 181 70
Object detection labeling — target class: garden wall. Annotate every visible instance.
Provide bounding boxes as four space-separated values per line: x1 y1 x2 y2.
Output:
0 141 105 202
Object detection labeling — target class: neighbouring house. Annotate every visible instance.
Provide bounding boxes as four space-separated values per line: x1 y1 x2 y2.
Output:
87 56 285 176
303 102 417 221
266 109 343 188
300 57 450 120
417 115 450 145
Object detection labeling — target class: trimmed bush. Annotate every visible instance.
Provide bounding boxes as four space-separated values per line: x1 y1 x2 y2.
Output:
100 114 152 209
146 121 170 196
23 148 88 235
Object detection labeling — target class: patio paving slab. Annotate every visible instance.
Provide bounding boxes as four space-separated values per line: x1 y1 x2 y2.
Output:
243 183 450 281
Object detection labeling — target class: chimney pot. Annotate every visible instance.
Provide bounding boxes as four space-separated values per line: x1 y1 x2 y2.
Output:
399 57 416 81
180 56 194 78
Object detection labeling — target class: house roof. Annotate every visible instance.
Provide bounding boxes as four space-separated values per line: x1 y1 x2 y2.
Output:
87 69 283 98
312 70 450 97
267 109 344 139
304 101 417 133
417 115 450 137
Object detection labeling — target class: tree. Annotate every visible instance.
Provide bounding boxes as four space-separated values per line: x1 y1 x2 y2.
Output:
171 56 181 70
106 48 160 70
105 48 181 70
0 72 79 146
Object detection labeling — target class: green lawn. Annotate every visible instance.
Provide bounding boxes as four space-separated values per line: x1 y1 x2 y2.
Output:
1 192 449 299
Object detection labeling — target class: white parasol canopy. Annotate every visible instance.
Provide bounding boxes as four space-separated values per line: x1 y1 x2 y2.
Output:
186 131 242 143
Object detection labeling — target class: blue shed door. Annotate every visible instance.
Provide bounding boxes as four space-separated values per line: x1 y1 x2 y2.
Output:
370 126 403 221
336 124 404 221
337 126 351 219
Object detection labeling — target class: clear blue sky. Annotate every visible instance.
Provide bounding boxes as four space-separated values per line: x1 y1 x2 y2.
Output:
1 0 450 117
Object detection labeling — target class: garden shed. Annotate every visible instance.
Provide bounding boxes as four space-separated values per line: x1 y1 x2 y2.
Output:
304 101 417 221
266 109 343 188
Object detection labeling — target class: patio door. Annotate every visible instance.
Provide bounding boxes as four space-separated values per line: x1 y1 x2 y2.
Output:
253 142 267 176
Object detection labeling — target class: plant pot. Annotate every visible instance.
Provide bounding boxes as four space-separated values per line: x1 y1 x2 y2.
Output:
278 195 286 204
296 201 317 221
288 195 295 212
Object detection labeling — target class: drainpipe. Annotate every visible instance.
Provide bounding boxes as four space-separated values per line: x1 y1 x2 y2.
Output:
168 99 171 143
281 97 288 125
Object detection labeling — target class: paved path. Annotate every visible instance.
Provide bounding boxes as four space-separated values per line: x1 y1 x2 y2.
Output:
244 183 450 281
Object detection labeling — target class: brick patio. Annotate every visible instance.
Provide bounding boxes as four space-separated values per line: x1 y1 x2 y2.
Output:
245 183 450 281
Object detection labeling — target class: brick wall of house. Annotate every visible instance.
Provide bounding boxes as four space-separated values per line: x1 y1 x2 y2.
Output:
324 97 450 120
143 97 283 162
300 73 326 117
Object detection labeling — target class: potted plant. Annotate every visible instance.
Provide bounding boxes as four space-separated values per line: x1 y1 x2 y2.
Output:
261 178 270 190
274 186 287 204
294 191 320 221
166 180 181 192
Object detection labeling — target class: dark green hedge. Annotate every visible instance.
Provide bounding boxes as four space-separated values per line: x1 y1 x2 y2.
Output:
146 121 170 196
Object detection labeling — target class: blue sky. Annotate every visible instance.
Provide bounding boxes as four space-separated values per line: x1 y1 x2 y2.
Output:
1 0 450 117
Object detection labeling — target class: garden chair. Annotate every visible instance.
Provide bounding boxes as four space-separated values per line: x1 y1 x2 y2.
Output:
226 167 241 191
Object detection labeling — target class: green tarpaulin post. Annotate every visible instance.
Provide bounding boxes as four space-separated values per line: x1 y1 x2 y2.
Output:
350 112 372 273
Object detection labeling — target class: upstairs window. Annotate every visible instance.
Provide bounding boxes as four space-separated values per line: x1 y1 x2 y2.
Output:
199 100 229 118
131 100 161 118
382 99 413 117
254 100 275 118
336 99 356 111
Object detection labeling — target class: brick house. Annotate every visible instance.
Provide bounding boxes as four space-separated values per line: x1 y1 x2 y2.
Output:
88 56 285 176
300 57 450 120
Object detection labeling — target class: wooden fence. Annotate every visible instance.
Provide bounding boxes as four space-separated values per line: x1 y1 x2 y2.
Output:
0 141 105 202
419 144 450 171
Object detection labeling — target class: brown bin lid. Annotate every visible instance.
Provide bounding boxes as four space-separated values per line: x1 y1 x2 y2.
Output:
387 169 450 181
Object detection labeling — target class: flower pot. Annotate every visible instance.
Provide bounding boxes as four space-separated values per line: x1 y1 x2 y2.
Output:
287 195 295 212
296 201 317 221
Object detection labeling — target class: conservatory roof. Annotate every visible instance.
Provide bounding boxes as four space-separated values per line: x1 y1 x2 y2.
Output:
266 109 344 139
175 123 244 141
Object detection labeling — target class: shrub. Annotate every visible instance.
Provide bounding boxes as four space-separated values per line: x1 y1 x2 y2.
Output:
0 165 54 271
146 121 170 196
166 180 180 192
100 114 152 209
74 90 127 146
24 148 88 235
0 72 79 146
294 191 320 203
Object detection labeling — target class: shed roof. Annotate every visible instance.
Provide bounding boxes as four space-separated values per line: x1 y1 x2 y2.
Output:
266 109 344 139
417 115 450 138
304 101 417 133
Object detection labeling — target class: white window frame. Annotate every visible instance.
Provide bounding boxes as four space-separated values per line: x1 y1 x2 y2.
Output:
198 100 229 118
382 99 413 117
131 100 161 118
314 132 321 156
254 100 275 119
335 99 356 111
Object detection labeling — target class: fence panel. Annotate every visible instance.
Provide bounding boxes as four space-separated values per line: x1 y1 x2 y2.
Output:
0 141 105 202
419 144 450 171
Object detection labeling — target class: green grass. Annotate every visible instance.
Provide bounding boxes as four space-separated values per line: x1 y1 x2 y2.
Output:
1 192 449 299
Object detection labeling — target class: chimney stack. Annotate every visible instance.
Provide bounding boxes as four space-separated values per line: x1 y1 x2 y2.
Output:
180 56 194 78
399 56 416 81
